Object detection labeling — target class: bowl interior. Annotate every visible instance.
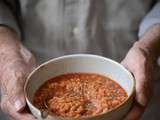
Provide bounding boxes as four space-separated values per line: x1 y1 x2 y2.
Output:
25 54 134 119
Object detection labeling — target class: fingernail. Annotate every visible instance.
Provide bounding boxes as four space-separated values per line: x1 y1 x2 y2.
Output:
13 99 24 111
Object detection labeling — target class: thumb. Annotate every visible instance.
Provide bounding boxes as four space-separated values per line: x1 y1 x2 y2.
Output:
0 60 33 115
10 90 26 112
121 60 152 107
1 83 26 113
1 70 27 112
134 70 152 107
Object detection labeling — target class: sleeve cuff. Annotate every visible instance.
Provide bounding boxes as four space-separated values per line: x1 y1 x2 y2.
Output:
138 2 160 37
0 2 21 37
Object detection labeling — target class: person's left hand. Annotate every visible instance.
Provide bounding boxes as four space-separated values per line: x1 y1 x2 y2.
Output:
121 41 154 120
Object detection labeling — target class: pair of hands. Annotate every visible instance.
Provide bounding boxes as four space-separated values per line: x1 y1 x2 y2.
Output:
0 27 155 120
0 41 154 120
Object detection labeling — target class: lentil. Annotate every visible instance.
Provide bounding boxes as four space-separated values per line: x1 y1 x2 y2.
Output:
33 73 128 118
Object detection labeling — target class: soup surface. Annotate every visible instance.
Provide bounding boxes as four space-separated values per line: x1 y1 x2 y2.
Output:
33 73 128 118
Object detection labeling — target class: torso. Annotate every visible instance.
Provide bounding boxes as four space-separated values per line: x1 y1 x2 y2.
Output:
20 0 152 63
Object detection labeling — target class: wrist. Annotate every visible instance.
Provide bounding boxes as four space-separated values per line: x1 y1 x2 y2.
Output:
138 24 160 58
0 26 19 37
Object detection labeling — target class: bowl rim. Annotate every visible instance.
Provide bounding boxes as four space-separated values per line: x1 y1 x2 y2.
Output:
24 54 135 119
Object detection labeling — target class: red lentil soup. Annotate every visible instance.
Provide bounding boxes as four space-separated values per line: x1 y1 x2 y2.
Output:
33 73 128 118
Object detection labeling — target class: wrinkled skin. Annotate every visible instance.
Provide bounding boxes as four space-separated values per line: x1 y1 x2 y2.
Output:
122 42 154 120
0 60 37 120
0 27 37 120
123 24 160 120
0 25 159 120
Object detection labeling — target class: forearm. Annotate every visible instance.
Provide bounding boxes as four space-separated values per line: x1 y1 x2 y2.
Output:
0 26 22 63
137 2 160 59
136 25 160 60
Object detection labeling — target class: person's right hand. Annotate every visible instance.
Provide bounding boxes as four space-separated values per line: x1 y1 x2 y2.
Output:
0 26 37 120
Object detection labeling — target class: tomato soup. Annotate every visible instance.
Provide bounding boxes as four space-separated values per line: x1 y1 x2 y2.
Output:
33 73 128 118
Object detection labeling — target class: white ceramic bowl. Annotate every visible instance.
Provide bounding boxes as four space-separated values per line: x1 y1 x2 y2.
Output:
24 54 135 120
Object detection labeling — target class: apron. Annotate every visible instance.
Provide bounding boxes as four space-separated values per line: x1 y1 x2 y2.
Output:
20 0 152 63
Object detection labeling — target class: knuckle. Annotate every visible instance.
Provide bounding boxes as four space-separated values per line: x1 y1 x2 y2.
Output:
139 56 147 66
0 99 9 114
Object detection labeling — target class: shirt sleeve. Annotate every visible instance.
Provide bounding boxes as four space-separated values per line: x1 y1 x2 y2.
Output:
0 1 21 37
138 2 160 37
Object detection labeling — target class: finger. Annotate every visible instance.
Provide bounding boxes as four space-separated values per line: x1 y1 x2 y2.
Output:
9 91 26 112
121 60 152 107
6 82 26 112
124 102 144 120
1 99 37 120
134 66 152 107
1 69 27 112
